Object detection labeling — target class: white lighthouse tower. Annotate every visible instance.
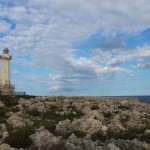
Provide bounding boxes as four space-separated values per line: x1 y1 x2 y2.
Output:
0 48 12 86
0 48 14 95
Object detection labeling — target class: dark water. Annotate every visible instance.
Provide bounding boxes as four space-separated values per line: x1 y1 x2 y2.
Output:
135 96 150 104
119 96 150 104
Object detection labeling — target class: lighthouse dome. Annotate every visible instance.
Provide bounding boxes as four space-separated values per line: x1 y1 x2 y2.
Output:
3 48 9 54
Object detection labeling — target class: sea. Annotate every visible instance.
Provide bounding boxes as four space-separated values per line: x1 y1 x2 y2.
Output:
115 96 150 104
132 96 150 104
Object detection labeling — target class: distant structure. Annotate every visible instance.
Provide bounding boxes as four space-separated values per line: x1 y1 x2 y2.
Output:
0 48 15 95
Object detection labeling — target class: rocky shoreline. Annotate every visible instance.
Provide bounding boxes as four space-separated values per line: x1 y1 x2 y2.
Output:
0 96 150 150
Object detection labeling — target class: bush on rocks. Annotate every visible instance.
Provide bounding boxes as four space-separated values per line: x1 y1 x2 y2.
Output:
91 105 99 110
74 130 87 138
0 108 6 118
27 109 41 117
42 110 83 122
91 132 106 142
4 126 35 149
0 96 18 107
44 122 56 133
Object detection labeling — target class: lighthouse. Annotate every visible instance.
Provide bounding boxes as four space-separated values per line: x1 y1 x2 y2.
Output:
0 48 14 95
0 48 12 86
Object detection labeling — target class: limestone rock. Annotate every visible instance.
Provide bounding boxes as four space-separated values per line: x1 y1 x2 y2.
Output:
0 101 4 108
56 119 71 134
0 124 7 132
106 143 120 150
30 126 60 149
2 131 9 140
0 144 16 150
7 114 25 128
82 106 91 115
101 126 108 132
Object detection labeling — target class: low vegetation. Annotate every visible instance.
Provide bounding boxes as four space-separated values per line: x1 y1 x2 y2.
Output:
4 126 35 149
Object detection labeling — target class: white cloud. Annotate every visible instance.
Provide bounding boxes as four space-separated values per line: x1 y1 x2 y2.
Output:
50 85 62 91
108 46 150 66
132 61 150 69
66 56 128 75
49 85 88 92
0 0 150 95
0 20 11 33
24 75 39 81
48 74 62 80
11 70 20 75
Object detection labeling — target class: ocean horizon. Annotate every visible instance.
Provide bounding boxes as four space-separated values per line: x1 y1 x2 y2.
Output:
107 95 150 104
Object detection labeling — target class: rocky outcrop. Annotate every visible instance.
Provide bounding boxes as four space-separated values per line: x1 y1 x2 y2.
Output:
0 96 149 150
30 126 60 150
7 114 34 129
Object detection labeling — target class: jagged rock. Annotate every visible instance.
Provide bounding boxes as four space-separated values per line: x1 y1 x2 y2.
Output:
30 126 60 149
17 104 23 111
65 142 80 150
0 143 16 150
28 102 46 113
144 129 150 135
7 114 25 128
56 119 71 134
82 106 91 115
71 117 102 134
101 126 108 132
2 131 9 140
0 101 4 108
18 99 32 108
119 100 129 106
108 118 125 132
132 109 141 118
0 124 7 132
67 133 102 150
98 102 108 110
5 111 14 117
24 119 34 127
131 139 150 150
125 119 145 129
106 143 120 150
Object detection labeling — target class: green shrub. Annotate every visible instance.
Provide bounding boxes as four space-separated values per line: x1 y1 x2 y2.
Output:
118 105 131 110
91 105 99 110
91 127 147 142
74 130 86 138
50 106 58 110
0 108 5 117
42 110 83 122
44 122 56 133
0 95 18 107
103 112 112 118
62 132 73 140
5 126 35 149
140 134 150 143
120 116 130 124
107 127 146 140
11 107 20 112
49 141 67 150
27 109 41 117
91 132 106 142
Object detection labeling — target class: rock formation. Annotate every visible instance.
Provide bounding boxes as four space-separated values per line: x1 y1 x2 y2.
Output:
0 96 149 150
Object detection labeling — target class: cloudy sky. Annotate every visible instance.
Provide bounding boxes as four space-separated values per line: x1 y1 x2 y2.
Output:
0 0 150 96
